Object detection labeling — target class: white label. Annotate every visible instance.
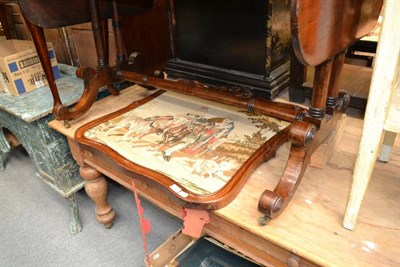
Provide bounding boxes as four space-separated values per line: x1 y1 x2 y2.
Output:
35 80 45 88
169 184 181 193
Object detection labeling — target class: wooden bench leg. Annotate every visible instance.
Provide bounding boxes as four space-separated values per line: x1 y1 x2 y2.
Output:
66 194 82 235
80 165 115 228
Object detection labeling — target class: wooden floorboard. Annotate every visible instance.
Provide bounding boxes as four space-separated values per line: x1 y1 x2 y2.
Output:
215 108 400 266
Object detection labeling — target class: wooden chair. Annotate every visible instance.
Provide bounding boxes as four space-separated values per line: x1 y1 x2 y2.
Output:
17 0 382 228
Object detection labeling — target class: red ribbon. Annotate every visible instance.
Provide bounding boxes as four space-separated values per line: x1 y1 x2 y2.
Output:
131 179 151 265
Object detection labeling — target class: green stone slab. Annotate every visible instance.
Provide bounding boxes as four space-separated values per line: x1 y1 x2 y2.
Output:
0 64 84 122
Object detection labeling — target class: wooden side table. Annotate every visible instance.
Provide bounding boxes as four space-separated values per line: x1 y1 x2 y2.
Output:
0 64 89 234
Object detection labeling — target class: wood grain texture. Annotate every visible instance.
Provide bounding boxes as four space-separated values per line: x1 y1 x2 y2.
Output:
50 85 400 266
343 0 400 230
310 114 346 168
215 121 399 266
116 70 306 123
291 0 383 66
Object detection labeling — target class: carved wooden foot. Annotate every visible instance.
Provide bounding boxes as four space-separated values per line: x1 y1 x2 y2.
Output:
258 145 309 222
80 165 115 228
258 121 316 222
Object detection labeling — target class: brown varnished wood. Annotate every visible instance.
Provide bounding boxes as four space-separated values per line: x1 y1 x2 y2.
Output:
24 19 64 116
258 112 342 219
291 0 383 66
22 0 148 121
309 59 332 118
80 164 115 227
327 51 346 108
116 69 306 123
257 0 383 220
101 18 109 67
112 0 127 64
91 0 107 69
24 3 119 121
55 66 113 121
121 0 171 74
21 0 383 222
75 90 292 210
18 0 153 28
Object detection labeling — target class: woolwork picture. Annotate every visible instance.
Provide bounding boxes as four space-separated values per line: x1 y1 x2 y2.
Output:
84 91 290 195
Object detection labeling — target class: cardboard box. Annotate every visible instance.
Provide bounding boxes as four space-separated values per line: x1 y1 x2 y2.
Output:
145 229 261 267
0 39 61 96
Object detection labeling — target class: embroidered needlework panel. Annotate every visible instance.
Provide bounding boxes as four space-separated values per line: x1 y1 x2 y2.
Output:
84 91 290 195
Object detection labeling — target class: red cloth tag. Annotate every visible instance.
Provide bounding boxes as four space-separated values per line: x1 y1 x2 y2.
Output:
182 208 210 238
131 179 151 264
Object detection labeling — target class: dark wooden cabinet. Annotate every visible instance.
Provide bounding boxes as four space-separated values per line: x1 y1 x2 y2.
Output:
165 0 291 99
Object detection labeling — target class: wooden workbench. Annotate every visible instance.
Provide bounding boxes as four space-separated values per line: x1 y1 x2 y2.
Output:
49 85 400 266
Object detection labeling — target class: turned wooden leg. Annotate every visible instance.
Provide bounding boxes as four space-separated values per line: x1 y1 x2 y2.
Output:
80 165 115 228
309 60 332 118
111 0 127 64
326 51 346 109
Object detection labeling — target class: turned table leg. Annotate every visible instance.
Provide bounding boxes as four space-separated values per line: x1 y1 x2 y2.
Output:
80 165 115 228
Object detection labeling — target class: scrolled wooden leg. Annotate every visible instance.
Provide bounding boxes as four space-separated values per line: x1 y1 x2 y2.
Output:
258 145 309 221
80 165 115 228
55 66 117 121
258 121 315 221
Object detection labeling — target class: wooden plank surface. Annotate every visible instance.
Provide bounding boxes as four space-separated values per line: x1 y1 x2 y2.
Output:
49 85 400 266
215 112 399 266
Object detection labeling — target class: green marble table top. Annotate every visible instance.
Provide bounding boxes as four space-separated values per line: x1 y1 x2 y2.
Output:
0 64 84 123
